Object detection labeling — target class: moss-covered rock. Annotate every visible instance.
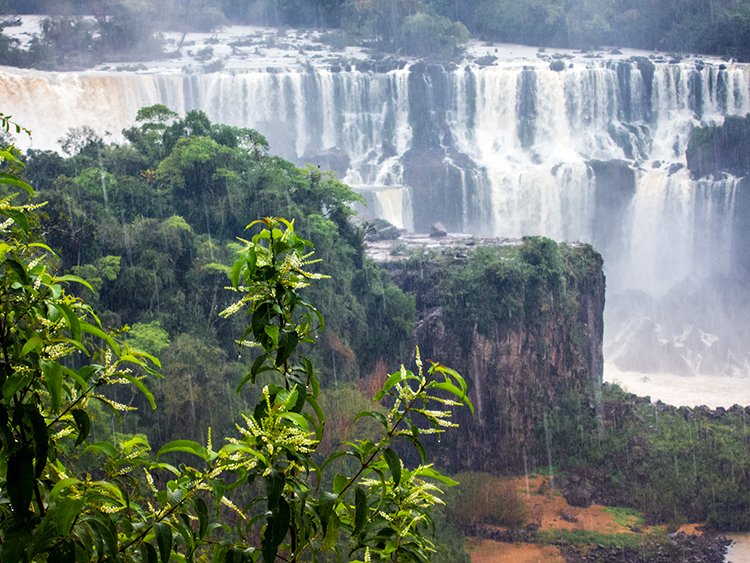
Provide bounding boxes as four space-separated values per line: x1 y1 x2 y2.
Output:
687 114 750 178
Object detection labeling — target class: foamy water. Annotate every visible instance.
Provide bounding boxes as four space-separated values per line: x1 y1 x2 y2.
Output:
605 363 750 408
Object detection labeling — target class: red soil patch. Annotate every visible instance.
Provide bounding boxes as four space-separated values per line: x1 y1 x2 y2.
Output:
512 475 637 534
468 475 705 562
468 539 564 563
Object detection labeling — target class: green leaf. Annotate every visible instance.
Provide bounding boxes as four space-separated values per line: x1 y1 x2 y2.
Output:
291 382 306 413
5 258 30 285
50 477 81 500
175 515 195 554
317 491 337 534
72 409 91 447
262 497 289 562
53 274 94 292
333 473 349 495
0 172 34 196
416 466 459 486
322 512 339 551
156 439 208 461
383 448 401 486
218 443 268 465
7 445 34 519
41 361 63 412
375 369 418 401
79 322 120 355
155 522 173 563
4 209 28 233
354 410 388 429
237 353 272 392
274 330 299 367
140 542 159 563
20 333 43 357
229 254 244 288
354 487 368 535
278 412 309 431
3 372 32 403
264 324 279 347
85 441 118 459
61 541 78 563
306 395 325 440
55 497 85 535
266 469 285 511
118 371 157 409
54 302 83 341
25 405 49 477
193 498 208 539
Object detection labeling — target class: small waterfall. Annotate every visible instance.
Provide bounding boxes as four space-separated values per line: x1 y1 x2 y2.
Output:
351 185 413 231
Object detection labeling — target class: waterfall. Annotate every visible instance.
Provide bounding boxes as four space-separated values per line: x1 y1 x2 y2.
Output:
3 49 750 381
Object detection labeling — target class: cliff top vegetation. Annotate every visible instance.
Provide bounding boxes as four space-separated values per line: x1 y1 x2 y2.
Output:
2 0 750 69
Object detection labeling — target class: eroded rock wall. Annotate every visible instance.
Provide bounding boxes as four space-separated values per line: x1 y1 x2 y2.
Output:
373 236 605 472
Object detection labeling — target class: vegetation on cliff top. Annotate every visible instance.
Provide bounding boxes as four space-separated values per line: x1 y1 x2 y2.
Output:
3 0 750 69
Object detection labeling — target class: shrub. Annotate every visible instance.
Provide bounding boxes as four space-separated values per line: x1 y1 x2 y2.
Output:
447 472 528 528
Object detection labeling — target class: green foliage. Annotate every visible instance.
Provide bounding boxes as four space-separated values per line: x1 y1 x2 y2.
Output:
0 144 161 560
0 138 473 561
439 237 566 341
209 216 473 560
603 506 645 528
401 11 469 58
29 107 410 388
546 383 750 531
125 321 171 356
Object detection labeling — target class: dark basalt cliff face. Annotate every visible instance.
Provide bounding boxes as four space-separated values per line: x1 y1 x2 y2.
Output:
370 235 605 473
687 114 750 179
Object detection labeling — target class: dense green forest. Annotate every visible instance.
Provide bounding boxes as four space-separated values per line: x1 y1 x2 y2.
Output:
19 106 417 450
2 0 750 68
0 111 475 560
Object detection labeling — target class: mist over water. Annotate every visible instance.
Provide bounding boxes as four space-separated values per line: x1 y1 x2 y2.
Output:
3 28 750 404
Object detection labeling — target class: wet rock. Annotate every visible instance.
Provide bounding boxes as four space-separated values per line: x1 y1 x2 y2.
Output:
561 532 730 563
549 60 566 72
558 509 579 523
430 222 448 238
686 115 750 178
475 55 497 66
364 218 401 241
562 478 594 508
667 162 684 175
301 147 350 178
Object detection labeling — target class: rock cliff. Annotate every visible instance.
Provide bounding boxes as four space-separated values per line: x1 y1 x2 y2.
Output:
369 234 605 473
687 114 750 179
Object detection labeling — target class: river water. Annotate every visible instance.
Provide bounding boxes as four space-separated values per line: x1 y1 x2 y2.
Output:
726 534 750 562
605 364 750 408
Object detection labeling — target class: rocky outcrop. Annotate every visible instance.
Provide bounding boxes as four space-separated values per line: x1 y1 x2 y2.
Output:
371 235 605 473
686 114 750 179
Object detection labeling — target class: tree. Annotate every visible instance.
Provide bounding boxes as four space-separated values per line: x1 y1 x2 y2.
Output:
0 127 473 560
400 11 468 58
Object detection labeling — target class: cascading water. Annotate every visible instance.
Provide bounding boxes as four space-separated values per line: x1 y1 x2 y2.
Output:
3 34 750 394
